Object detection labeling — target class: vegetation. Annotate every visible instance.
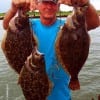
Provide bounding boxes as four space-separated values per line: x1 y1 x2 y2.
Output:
0 13 5 16
27 11 72 17
28 10 100 17
97 10 100 15
0 11 72 19
0 10 100 19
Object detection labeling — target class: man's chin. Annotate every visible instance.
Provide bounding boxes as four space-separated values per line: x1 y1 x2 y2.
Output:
44 15 55 19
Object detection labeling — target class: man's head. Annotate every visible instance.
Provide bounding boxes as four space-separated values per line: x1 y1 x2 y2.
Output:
37 0 60 22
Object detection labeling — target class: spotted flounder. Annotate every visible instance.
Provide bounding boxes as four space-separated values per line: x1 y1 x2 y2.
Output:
55 6 90 90
18 48 51 100
1 9 37 74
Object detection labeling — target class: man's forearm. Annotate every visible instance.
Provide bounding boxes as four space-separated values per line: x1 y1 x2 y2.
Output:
85 3 100 30
3 8 17 30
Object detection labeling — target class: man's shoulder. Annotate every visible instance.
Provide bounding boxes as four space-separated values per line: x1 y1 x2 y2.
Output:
56 18 65 25
30 18 66 24
29 18 66 30
29 18 41 25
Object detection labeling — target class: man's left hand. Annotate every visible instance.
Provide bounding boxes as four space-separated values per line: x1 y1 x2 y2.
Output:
58 0 89 7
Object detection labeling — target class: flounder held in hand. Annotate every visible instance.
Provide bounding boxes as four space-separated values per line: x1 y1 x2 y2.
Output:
1 9 37 74
19 49 51 100
55 6 90 90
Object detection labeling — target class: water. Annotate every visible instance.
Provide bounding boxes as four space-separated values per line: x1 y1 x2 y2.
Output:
0 20 100 100
0 20 24 100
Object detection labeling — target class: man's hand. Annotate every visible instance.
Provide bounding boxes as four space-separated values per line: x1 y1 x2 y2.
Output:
30 0 38 11
58 0 72 6
3 0 38 30
58 0 89 7
12 0 37 12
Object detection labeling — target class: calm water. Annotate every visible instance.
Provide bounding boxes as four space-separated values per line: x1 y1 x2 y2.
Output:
0 20 100 100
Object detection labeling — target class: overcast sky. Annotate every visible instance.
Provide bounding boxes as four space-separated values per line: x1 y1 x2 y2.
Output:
0 0 100 13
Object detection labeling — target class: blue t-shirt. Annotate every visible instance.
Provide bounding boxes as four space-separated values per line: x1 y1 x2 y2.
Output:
30 18 71 100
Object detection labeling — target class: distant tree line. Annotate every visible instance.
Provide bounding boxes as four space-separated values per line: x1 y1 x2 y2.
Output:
0 10 100 19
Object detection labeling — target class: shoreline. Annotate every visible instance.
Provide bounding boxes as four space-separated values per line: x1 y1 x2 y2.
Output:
0 16 4 20
0 14 100 20
0 10 100 20
0 15 68 20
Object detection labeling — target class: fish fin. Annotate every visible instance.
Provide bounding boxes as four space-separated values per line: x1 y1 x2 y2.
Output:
1 32 7 53
69 79 80 91
17 66 25 84
48 80 53 95
65 15 76 30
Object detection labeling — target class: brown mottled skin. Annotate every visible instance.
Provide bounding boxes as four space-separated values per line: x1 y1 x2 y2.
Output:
1 9 37 74
2 9 51 99
19 49 51 100
55 6 90 90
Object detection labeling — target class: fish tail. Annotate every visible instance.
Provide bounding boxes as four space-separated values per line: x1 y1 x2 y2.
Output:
69 78 80 91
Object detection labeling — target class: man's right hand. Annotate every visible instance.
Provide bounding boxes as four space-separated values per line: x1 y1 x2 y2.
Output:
3 0 37 30
12 0 37 13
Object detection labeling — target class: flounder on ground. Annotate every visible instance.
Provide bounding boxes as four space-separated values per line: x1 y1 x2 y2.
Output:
55 5 90 90
18 48 51 100
1 9 37 74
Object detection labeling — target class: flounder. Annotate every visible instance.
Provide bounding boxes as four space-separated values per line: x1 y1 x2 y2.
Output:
18 48 51 100
1 9 37 74
55 5 90 90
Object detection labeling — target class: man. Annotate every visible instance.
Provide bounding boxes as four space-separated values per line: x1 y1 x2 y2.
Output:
3 0 100 100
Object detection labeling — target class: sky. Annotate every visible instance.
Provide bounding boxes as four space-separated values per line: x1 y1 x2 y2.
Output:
0 0 100 13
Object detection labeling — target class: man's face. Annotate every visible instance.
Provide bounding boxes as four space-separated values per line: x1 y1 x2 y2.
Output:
37 1 59 19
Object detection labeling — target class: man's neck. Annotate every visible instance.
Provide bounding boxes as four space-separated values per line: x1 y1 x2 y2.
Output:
40 16 57 26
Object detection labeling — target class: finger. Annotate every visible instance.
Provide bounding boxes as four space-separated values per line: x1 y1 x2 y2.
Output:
24 0 30 10
58 0 72 6
12 0 20 7
30 0 37 11
19 0 27 7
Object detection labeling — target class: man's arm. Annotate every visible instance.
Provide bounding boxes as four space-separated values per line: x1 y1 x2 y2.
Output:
85 3 100 30
58 0 100 30
3 8 17 30
3 0 37 30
